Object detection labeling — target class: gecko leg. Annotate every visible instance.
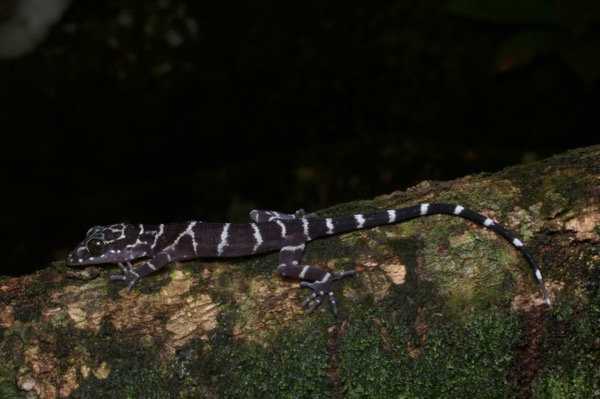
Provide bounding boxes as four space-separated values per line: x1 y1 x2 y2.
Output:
109 262 140 292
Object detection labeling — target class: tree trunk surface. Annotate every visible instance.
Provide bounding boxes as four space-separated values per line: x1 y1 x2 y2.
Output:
1 145 599 398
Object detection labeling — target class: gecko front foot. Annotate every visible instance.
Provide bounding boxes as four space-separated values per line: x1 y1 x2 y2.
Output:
109 262 140 292
300 270 356 315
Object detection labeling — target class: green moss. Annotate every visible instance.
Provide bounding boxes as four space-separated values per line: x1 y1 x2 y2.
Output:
189 320 333 398
73 340 173 399
75 362 169 398
0 364 23 399
533 275 600 398
501 156 595 215
339 308 522 398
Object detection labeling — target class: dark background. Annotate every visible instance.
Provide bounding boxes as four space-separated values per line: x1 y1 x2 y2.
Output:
1 0 599 277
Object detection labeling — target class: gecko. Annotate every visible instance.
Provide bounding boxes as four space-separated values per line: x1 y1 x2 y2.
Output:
66 203 552 314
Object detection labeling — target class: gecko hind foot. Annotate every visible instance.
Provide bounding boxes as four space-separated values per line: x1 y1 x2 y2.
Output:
300 270 356 315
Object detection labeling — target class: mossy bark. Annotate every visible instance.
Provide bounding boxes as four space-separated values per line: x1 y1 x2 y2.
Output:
1 145 599 398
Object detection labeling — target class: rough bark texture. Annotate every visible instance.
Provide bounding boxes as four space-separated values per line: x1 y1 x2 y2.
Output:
1 145 599 398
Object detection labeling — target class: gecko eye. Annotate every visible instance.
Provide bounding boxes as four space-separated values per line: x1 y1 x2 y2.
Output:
86 239 107 256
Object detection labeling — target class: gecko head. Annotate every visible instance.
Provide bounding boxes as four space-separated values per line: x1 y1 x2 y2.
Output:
66 224 148 266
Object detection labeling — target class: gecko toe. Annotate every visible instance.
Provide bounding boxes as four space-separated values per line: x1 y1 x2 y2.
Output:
332 270 356 280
